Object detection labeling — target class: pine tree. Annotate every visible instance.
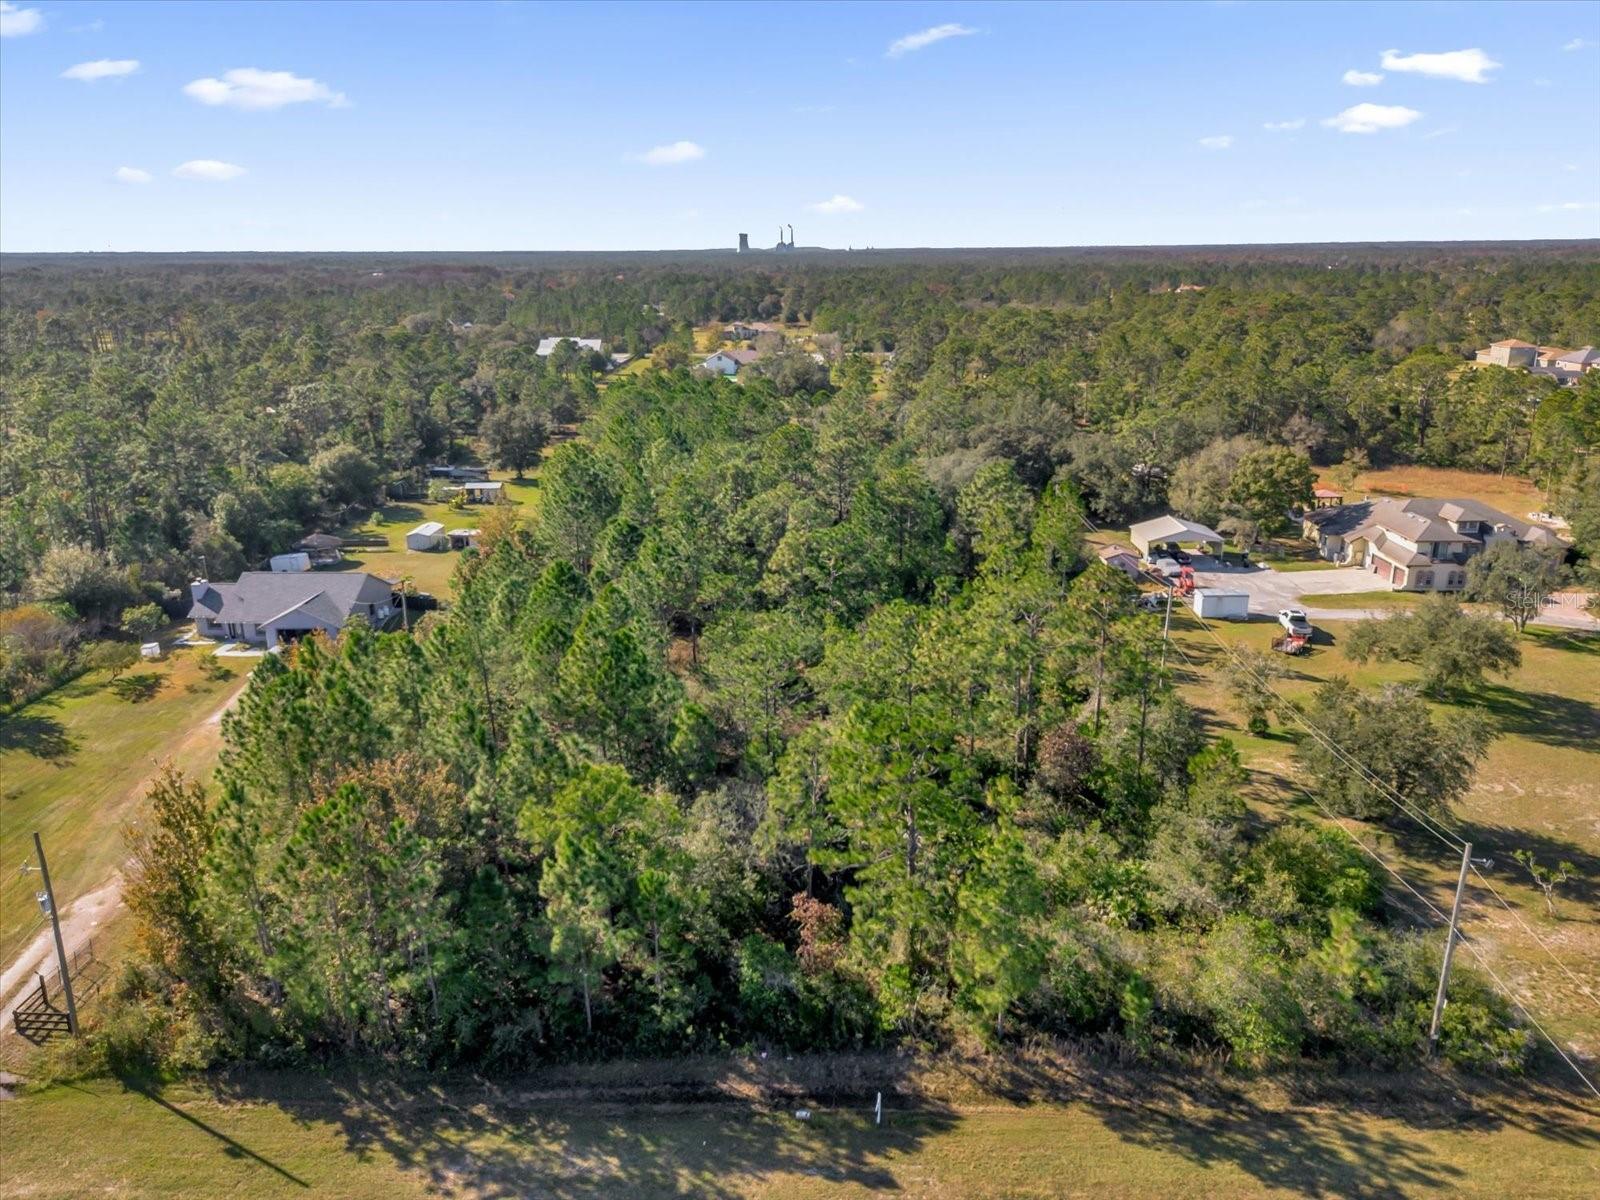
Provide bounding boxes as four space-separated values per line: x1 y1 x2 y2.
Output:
952 785 1046 1039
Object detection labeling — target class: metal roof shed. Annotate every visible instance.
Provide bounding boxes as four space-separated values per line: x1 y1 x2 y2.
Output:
1129 515 1226 558
405 521 446 551
1191 589 1250 620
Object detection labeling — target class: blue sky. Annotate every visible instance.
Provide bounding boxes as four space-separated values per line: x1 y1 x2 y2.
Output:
2 0 1598 251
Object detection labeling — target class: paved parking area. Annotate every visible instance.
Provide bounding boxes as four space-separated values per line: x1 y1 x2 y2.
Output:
1183 559 1597 630
1188 561 1389 616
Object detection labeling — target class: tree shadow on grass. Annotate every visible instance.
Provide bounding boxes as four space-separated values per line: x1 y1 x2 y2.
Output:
1525 628 1600 657
1447 822 1600 918
1093 1074 1596 1200
948 1054 1599 1200
207 1066 952 1199
0 711 77 761
121 1081 309 1188
110 672 168 704
1474 683 1600 751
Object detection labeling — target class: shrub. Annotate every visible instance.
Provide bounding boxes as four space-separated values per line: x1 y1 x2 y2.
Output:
121 602 165 641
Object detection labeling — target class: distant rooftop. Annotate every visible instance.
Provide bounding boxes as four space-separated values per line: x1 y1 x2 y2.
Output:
536 336 603 356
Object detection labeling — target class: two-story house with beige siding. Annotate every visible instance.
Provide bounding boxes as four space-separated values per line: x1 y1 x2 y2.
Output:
1301 498 1563 591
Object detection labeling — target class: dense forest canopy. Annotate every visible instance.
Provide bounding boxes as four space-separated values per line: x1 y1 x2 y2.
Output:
2 246 1596 1077
3 245 1597 608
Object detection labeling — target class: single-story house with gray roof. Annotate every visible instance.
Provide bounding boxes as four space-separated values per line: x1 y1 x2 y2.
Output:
187 572 396 648
702 348 760 377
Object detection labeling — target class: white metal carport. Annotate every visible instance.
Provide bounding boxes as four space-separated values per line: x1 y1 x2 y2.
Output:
1128 514 1226 559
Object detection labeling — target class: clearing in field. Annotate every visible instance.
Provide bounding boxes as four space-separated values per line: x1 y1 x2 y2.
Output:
328 468 541 598
1164 609 1600 1057
1316 466 1547 524
0 646 248 970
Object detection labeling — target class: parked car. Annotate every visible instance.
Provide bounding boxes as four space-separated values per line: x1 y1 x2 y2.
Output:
1278 608 1312 637
1153 557 1183 579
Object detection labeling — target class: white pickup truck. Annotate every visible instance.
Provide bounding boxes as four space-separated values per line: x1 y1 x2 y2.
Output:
1278 608 1313 638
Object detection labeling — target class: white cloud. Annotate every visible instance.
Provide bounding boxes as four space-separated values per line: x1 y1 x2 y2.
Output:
1342 69 1384 86
173 159 247 181
1 2 44 37
1198 135 1233 150
183 67 348 111
62 59 141 82
811 194 864 214
113 166 152 185
1321 103 1423 134
1262 118 1306 132
1379 48 1500 83
1421 125 1459 140
1536 200 1600 212
1562 38 1597 51
886 23 976 58
635 140 706 166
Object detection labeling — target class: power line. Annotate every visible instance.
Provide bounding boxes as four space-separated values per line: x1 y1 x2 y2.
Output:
0 914 50 972
1169 608 1600 1093
1467 864 1599 1012
1295 775 1599 1099
1451 934 1600 1100
1110 527 1597 1073
1183 606 1596 1009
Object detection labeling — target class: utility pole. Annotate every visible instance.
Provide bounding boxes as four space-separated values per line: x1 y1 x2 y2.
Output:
1427 841 1492 1058
29 832 79 1036
1159 578 1176 668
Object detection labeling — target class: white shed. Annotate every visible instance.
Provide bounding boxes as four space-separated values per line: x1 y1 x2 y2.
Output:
269 552 311 573
1191 590 1249 620
405 521 446 551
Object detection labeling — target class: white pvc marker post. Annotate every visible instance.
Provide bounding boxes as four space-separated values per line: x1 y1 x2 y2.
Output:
874 1092 882 1126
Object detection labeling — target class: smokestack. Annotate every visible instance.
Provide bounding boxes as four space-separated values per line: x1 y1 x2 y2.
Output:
777 225 783 246
738 232 749 253
787 224 794 246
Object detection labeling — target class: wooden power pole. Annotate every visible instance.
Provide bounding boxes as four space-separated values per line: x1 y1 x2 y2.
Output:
30 832 79 1036
1428 841 1492 1059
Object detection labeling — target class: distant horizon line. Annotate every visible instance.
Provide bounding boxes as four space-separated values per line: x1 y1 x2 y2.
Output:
4 236 1599 258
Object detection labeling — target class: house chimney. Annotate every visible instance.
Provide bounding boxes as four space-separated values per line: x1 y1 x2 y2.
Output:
190 578 209 603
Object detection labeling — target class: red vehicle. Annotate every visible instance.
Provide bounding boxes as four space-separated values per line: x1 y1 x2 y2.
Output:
1272 633 1310 655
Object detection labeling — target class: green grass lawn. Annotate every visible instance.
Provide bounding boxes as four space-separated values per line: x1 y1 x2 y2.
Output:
1165 611 1600 1055
1299 589 1426 610
1265 558 1346 573
1 1068 1594 1199
0 647 248 959
331 469 540 598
